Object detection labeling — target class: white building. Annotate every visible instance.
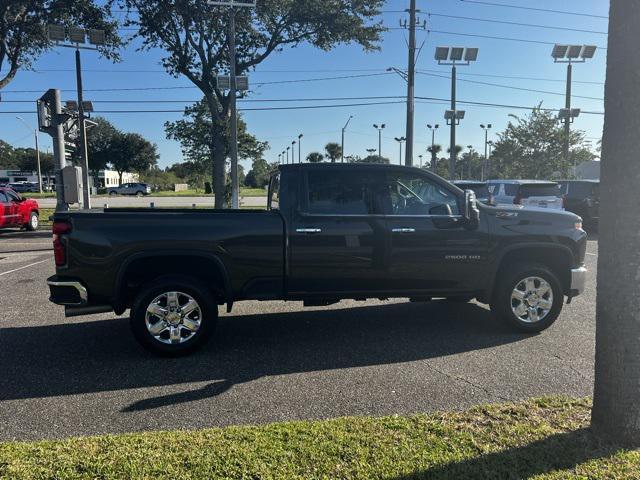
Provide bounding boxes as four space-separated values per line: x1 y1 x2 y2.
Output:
96 170 140 188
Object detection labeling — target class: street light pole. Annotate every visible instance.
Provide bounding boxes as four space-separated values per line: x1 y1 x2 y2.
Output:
394 137 406 165
373 123 385 158
16 116 43 193
404 0 417 167
564 62 572 168
298 134 303 163
74 48 91 209
341 115 353 163
286 147 290 164
427 123 439 172
480 124 492 180
449 64 457 179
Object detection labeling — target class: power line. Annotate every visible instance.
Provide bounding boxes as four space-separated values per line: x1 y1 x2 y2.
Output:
458 0 609 20
417 69 604 86
427 29 608 50
0 95 405 104
426 12 607 35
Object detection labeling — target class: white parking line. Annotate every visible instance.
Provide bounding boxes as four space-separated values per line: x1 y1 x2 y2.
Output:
0 259 49 277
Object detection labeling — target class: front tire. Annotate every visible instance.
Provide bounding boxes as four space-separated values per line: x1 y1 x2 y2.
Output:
25 211 38 231
136 191 144 197
491 263 563 333
130 276 217 356
109 191 117 196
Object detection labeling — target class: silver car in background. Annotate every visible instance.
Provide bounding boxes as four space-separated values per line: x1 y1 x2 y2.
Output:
487 180 565 210
107 182 151 196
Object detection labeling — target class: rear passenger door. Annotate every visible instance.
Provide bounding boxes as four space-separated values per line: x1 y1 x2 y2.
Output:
288 168 389 296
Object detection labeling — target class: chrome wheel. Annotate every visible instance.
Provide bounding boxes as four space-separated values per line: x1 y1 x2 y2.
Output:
144 291 202 344
29 213 38 230
511 276 553 323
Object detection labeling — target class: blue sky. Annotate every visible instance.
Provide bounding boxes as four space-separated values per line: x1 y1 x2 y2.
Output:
1 0 609 171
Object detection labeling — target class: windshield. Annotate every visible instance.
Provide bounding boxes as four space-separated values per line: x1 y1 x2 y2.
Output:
520 184 562 198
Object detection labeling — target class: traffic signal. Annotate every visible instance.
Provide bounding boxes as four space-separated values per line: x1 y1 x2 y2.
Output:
37 89 58 134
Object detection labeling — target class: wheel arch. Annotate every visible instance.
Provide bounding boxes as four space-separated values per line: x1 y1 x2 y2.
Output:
113 251 233 313
493 243 574 295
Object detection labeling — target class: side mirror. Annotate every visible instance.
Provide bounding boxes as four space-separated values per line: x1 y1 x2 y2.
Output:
464 189 480 229
429 204 453 216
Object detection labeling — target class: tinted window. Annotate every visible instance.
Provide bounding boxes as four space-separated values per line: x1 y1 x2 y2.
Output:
268 172 280 210
504 184 519 196
458 184 490 198
520 184 562 198
568 182 597 197
0 191 8 202
378 171 459 215
5 190 20 202
306 171 370 215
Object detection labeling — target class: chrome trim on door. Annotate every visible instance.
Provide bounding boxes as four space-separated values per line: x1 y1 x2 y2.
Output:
295 228 322 234
391 228 416 233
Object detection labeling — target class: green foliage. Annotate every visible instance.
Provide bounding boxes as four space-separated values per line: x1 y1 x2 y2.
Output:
0 1 120 90
2 398 639 479
165 98 268 172
324 142 342 163
140 167 182 191
490 107 595 179
244 158 271 189
83 117 120 173
457 149 485 180
109 133 159 184
355 154 390 164
0 140 54 173
306 152 324 163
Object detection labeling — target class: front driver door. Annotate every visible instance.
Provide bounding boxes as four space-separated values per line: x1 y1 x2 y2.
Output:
0 191 9 227
378 169 488 296
4 190 21 227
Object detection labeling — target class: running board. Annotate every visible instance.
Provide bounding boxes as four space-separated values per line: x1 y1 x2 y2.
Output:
65 305 113 318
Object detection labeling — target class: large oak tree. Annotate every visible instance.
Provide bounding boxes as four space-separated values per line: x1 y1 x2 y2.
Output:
117 0 384 207
591 0 640 446
0 1 120 90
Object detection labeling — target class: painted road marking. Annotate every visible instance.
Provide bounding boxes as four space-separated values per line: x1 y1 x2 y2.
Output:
0 259 49 277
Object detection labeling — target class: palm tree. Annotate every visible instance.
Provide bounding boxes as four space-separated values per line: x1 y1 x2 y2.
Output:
306 152 324 163
591 0 640 445
324 142 342 163
427 144 442 171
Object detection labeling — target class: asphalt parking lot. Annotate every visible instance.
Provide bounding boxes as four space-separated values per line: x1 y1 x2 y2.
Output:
0 228 598 441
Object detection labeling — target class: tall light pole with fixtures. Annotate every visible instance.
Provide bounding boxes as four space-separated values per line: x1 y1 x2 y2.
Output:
16 116 43 193
394 137 406 165
286 146 290 164
373 123 385 158
47 24 105 208
552 44 596 170
298 134 303 163
427 123 439 172
278 153 282 164
435 46 479 179
480 124 492 180
341 115 353 162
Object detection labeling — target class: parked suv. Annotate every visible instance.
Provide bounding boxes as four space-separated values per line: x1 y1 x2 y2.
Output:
453 180 493 205
487 180 564 210
558 180 599 227
107 182 151 196
0 187 39 230
8 182 39 193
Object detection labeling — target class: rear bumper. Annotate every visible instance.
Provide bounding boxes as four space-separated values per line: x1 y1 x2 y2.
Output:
570 266 588 297
47 276 88 306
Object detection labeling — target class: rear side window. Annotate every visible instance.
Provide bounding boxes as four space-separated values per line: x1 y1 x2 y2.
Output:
268 173 280 210
306 171 369 215
569 182 596 197
520 184 562 198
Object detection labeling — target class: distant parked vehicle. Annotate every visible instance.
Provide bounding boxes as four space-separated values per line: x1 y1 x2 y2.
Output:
453 181 493 205
0 187 39 230
8 182 39 193
558 180 599 226
107 182 151 197
487 180 564 211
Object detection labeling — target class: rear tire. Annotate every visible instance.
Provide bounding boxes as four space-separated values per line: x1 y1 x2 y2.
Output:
136 191 144 197
25 211 38 231
109 191 117 196
491 262 563 333
130 276 217 356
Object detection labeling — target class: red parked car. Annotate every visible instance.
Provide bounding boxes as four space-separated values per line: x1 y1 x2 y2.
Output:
0 187 39 231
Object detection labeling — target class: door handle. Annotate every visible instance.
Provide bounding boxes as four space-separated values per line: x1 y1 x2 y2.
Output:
296 228 322 234
392 228 416 233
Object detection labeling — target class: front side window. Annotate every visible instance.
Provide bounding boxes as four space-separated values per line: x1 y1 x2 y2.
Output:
377 172 460 216
306 171 370 215
5 190 20 202
0 191 8 203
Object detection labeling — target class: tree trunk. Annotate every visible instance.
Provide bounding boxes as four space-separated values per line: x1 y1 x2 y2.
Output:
591 0 640 446
118 171 123 186
205 95 226 209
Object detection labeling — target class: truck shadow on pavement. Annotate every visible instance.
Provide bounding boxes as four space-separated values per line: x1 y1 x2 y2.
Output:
0 301 529 407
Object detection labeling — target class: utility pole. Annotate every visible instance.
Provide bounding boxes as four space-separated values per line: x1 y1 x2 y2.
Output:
16 116 43 193
341 115 353 162
404 0 417 167
75 48 91 209
228 7 240 209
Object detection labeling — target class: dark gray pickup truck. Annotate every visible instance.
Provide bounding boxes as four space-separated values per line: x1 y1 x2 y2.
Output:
48 163 587 355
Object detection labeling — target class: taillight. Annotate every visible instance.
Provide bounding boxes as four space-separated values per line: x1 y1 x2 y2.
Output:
52 221 71 266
